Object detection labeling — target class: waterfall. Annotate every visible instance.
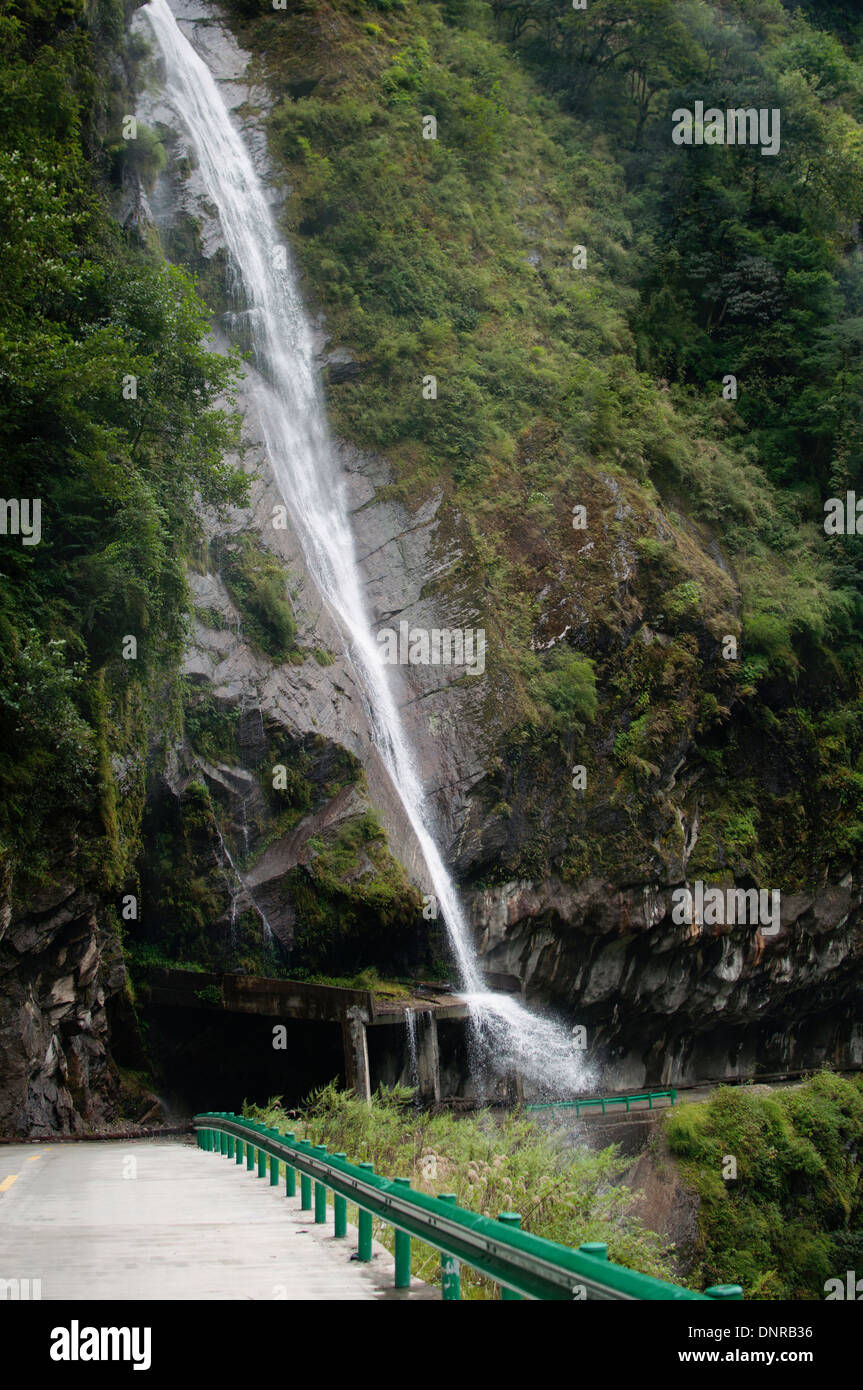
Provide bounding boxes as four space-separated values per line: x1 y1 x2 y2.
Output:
142 0 590 1099
404 1009 419 1095
208 788 272 941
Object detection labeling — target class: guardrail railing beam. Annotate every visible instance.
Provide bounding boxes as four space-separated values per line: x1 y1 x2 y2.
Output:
192 1112 742 1303
525 1088 678 1116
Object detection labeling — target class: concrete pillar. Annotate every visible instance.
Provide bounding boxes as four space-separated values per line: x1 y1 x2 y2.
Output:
416 1010 441 1106
505 1066 524 1106
342 1006 371 1102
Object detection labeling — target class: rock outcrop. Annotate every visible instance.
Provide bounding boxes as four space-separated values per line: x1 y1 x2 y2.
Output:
470 876 863 1090
4 0 858 1136
130 2 861 1092
0 869 142 1135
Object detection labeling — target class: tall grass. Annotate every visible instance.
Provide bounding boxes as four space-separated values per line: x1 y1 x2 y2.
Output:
246 1083 672 1298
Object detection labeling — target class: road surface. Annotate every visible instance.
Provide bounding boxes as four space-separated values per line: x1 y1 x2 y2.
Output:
0 1138 434 1300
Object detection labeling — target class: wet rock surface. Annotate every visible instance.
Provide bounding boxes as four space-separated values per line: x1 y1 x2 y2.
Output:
470 876 863 1089
132 4 492 882
4 0 859 1136
133 2 861 1092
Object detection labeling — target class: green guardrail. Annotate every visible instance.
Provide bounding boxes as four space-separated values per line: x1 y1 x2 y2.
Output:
526 1089 678 1116
194 1111 741 1302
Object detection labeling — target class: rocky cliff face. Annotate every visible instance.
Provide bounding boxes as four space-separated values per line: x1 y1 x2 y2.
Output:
128 2 488 974
5 0 858 1136
0 858 151 1136
470 877 863 1090
129 2 861 1092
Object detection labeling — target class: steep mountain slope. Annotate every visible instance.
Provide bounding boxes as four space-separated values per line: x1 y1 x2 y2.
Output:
2 0 862 1132
164 0 863 1086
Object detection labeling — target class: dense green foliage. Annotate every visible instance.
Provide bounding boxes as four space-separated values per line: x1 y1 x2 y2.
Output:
528 647 598 732
284 811 425 972
0 0 246 894
215 535 299 662
249 1083 675 1297
500 0 863 505
665 1072 863 1298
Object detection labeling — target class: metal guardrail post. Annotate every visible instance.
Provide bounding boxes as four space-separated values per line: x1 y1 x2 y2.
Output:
393 1177 412 1287
579 1243 608 1260
439 1194 461 1301
357 1162 374 1260
498 1213 523 1300
246 1132 255 1170
705 1284 743 1299
236 1137 243 1165
312 1146 328 1222
332 1155 347 1237
298 1141 313 1210
283 1133 296 1197
268 1129 280 1186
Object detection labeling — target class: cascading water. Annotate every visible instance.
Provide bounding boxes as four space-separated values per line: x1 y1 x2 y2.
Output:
142 0 590 1098
404 1009 420 1095
207 788 272 941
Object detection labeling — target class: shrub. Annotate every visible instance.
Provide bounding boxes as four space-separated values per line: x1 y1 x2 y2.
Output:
246 1084 675 1298
529 648 598 733
217 537 297 662
665 1074 863 1299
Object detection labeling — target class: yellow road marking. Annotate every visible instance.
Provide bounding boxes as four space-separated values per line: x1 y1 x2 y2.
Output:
0 1175 18 1191
26 1155 40 1162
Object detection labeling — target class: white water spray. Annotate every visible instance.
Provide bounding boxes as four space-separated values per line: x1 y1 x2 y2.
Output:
143 0 590 1098
404 1009 419 1094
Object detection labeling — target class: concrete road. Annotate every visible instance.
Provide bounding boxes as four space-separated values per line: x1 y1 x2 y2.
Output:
0 1139 436 1300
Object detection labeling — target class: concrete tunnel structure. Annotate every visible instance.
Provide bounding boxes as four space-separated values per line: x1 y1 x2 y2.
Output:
138 966 476 1104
